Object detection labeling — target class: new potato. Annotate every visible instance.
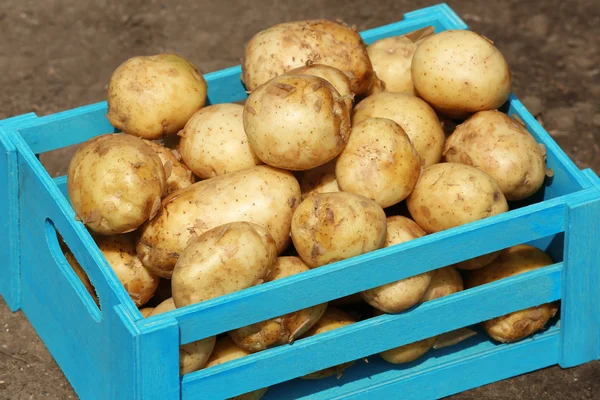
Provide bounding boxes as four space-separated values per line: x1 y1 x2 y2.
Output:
299 159 340 200
420 266 464 302
142 139 195 196
287 64 354 110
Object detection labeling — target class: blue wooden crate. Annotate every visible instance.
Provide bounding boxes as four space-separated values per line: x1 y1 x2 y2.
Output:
1 3 600 399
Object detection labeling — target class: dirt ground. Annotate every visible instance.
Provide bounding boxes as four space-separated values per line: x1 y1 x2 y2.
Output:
1 0 599 399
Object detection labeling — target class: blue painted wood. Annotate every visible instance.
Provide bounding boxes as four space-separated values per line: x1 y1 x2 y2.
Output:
181 264 562 399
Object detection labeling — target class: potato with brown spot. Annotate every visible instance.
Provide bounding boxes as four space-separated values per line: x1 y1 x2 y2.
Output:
228 257 328 352
406 163 509 233
136 165 300 278
171 221 277 308
286 64 354 110
107 54 207 139
291 192 387 268
361 216 432 313
242 19 373 95
178 103 262 179
336 118 421 208
299 159 340 200
142 139 195 195
444 110 546 201
243 74 351 171
352 92 446 167
465 245 559 343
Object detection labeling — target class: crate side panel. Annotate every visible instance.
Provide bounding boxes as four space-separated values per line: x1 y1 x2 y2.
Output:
404 3 469 30
181 265 561 399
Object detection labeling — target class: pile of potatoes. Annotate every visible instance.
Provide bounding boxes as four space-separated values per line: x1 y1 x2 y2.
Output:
64 18 558 398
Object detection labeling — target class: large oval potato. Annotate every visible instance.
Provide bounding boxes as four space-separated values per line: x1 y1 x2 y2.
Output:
149 298 216 375
107 54 207 139
286 64 354 110
228 257 328 352
68 134 166 235
335 118 421 208
242 19 373 95
142 139 195 196
178 103 262 179
411 30 512 119
243 74 351 171
352 92 446 167
361 216 432 313
291 192 387 268
444 110 546 201
465 245 559 343
137 165 301 277
299 159 340 200
171 222 277 308
406 163 509 233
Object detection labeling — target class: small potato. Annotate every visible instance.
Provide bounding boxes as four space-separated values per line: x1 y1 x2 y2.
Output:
287 64 354 110
407 163 509 233
291 192 387 268
364 71 386 97
352 92 445 167
420 266 464 302
139 307 154 318
68 134 166 235
142 139 195 196
243 74 351 171
64 251 98 305
204 337 269 400
178 103 262 179
242 19 373 95
380 336 437 364
107 54 207 139
301 307 356 379
149 298 216 375
444 110 546 201
96 233 160 307
336 118 421 208
411 30 512 119
228 257 328 352
465 245 558 343
453 251 503 271
172 222 277 308
361 216 432 313
299 159 340 200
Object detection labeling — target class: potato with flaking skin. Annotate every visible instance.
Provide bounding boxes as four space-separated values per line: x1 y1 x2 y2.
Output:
107 54 207 139
137 165 300 278
68 134 166 235
291 192 387 268
242 19 373 95
352 92 446 167
149 298 216 375
142 139 195 196
420 266 464 302
361 216 432 313
301 307 356 379
228 257 328 352
443 110 546 201
406 163 509 233
243 74 351 171
335 118 421 208
178 103 262 179
286 64 354 110
299 159 340 200
411 30 512 119
465 245 558 343
204 337 269 400
171 222 277 308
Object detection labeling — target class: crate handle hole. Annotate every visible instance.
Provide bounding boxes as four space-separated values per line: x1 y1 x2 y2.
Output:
45 218 103 322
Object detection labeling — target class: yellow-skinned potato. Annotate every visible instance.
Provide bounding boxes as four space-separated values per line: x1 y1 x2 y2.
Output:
444 110 546 201
139 307 154 318
361 216 432 313
96 233 160 307
243 74 351 171
64 251 98 306
411 30 512 119
420 266 464 302
465 245 558 343
107 54 207 139
204 337 269 400
68 134 166 235
301 307 356 379
149 298 216 375
228 257 328 352
291 192 387 268
335 118 421 208
364 71 386 97
299 159 340 200
286 64 354 110
142 139 195 196
352 92 445 167
171 222 277 308
178 103 262 179
406 163 509 233
453 251 503 271
137 165 300 277
242 19 373 95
